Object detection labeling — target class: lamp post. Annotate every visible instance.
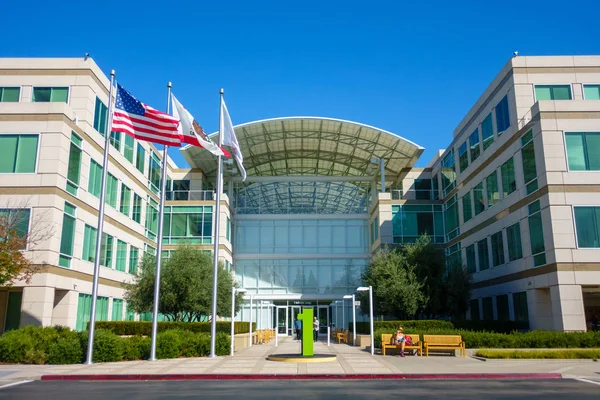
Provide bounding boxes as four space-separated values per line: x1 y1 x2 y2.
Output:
357 286 374 355
249 294 253 347
230 287 246 356
343 294 356 346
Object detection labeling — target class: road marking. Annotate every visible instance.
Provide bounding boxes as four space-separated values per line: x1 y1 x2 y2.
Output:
552 366 575 373
575 377 600 386
0 380 33 390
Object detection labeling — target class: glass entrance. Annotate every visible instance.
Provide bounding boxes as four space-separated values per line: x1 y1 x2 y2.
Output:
316 305 329 336
276 306 288 336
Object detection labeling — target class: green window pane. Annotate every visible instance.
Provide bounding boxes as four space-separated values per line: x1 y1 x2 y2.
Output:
129 247 139 274
441 149 456 196
521 130 533 146
584 85 600 100
0 135 18 172
50 87 69 102
82 224 98 262
32 88 51 102
444 198 459 237
124 135 134 163
522 141 537 184
534 86 552 100
495 95 510 134
116 240 127 272
59 214 76 257
478 238 489 271
110 131 121 151
71 132 82 147
15 135 38 173
552 85 572 100
466 244 476 273
67 142 82 186
120 184 131 216
94 97 108 135
574 207 600 248
482 297 493 320
535 85 571 100
473 182 485 215
458 141 468 173
566 133 586 170
148 152 161 193
491 231 505 267
506 222 523 261
126 303 135 321
106 173 118 208
501 158 516 197
0 87 20 102
132 194 142 223
469 128 480 162
112 299 123 321
97 296 109 321
462 193 472 223
100 234 113 268
496 295 510 321
64 202 76 216
469 299 480 321
481 113 494 150
76 294 91 331
136 143 145 173
528 211 546 266
513 292 529 324
486 171 499 208
88 160 103 197
585 133 600 171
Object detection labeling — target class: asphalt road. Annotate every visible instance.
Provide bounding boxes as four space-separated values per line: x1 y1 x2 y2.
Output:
1 379 599 399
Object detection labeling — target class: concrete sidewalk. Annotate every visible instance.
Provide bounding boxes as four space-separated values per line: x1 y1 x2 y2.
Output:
0 337 599 384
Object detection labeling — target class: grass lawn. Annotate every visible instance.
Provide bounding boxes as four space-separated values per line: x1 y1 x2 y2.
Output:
475 349 600 359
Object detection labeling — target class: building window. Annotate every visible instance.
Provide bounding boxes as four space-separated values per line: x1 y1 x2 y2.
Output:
574 206 600 248
496 295 510 321
506 222 523 261
469 128 481 162
120 184 131 217
583 84 600 100
414 179 432 200
109 131 121 152
146 197 159 241
501 158 516 197
473 182 485 216
168 179 191 201
513 291 529 328
371 217 379 245
82 224 98 262
465 244 476 274
100 233 114 268
148 152 161 194
393 205 444 244
461 192 472 223
135 143 145 174
132 193 142 224
0 134 39 173
490 231 505 267
458 141 468 173
0 87 20 102
481 113 494 150
124 135 135 163
444 197 459 241
116 240 127 272
446 242 461 268
535 85 572 100
0 208 30 249
521 130 538 195
162 205 214 245
226 216 231 242
76 294 108 331
482 297 494 320
106 173 118 208
469 299 480 321
565 132 600 171
88 160 103 197
66 133 82 195
441 149 456 196
59 203 76 268
477 238 489 271
112 299 124 321
32 87 68 103
129 246 139 275
495 95 510 134
528 200 546 266
432 174 439 200
94 97 108 135
486 171 499 208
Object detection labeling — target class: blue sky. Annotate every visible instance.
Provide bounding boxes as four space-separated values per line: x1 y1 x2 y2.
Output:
3 0 600 167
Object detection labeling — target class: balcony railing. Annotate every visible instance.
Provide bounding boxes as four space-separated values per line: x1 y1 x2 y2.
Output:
165 190 215 201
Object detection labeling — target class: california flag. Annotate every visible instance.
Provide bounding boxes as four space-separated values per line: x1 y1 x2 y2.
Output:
171 94 229 157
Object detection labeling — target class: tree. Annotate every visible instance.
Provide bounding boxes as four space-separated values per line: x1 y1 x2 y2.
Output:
360 247 426 319
123 246 243 321
0 205 52 286
444 262 472 320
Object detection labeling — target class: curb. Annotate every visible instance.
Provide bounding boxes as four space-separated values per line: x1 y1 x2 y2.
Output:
40 373 563 381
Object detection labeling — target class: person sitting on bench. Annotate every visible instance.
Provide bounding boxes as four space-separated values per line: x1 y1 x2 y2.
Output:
391 328 406 357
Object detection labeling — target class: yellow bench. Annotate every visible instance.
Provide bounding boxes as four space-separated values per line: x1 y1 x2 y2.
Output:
336 329 349 344
381 333 422 356
423 335 466 357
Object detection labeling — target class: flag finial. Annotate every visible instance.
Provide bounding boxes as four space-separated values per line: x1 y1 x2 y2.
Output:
220 88 224 95
167 82 172 88
110 69 115 76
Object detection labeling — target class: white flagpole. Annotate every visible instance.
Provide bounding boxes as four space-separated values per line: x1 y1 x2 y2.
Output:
85 69 116 364
209 88 225 357
149 82 172 361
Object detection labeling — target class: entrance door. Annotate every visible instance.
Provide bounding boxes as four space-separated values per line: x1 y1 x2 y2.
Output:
290 306 301 337
276 306 288 336
316 305 329 336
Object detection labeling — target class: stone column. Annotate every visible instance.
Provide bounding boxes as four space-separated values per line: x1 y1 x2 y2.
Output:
550 284 587 331
527 288 553 330
20 286 55 327
51 290 79 329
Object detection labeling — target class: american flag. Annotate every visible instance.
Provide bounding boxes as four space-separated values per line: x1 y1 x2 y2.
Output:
112 84 181 147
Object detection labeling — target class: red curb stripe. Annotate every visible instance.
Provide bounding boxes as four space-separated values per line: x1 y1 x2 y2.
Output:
40 373 563 381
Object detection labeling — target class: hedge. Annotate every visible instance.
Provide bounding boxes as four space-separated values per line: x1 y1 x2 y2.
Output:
373 328 600 349
353 320 454 334
91 321 255 336
475 349 600 359
0 326 230 364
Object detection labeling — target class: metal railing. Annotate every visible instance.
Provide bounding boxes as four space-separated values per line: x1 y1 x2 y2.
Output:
165 190 215 201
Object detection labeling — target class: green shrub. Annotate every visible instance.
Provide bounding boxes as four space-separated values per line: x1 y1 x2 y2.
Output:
0 329 36 363
47 336 83 364
79 329 124 363
215 332 230 356
476 349 600 359
122 336 151 361
156 330 181 359
23 348 46 365
354 320 453 334
92 321 255 336
190 333 211 357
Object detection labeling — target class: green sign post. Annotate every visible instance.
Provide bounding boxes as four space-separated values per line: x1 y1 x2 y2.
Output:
298 308 314 357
